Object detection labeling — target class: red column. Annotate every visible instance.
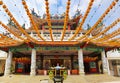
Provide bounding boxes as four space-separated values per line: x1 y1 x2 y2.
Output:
68 24 71 31
42 25 45 31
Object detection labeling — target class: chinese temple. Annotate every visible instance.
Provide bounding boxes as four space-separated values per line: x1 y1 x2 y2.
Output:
0 0 120 77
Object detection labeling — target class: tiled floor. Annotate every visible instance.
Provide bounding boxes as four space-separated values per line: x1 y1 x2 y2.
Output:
0 74 120 83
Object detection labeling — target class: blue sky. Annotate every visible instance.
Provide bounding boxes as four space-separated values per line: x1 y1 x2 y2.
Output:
0 0 120 34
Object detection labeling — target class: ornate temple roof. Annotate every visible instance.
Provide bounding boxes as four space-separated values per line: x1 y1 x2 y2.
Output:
0 0 120 51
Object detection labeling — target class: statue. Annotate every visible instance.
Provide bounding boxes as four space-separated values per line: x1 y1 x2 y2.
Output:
73 9 81 18
22 24 25 29
31 8 40 18
87 24 91 30
55 63 62 70
76 9 81 16
54 14 59 19
43 13 46 19
60 12 65 19
8 19 17 28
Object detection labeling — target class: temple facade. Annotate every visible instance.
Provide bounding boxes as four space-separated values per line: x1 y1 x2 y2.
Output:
2 48 120 76
0 6 119 77
1 13 109 76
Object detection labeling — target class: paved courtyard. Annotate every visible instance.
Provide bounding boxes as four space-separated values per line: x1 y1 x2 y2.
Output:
0 74 120 83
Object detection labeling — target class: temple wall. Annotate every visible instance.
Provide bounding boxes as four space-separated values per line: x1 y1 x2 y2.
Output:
107 50 120 76
0 60 5 74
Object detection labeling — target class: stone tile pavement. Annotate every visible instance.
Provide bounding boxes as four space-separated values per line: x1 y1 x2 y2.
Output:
0 74 120 83
101 82 120 83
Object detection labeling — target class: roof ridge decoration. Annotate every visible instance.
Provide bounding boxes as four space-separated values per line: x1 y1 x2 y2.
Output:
68 0 95 41
22 0 45 41
77 0 119 41
90 18 120 41
0 21 29 44
0 1 39 43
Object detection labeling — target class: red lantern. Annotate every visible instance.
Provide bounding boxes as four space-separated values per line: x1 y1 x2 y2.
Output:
22 1 26 5
0 1 3 5
3 5 7 9
54 55 59 59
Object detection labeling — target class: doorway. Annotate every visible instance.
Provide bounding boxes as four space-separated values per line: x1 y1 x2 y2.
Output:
51 59 64 67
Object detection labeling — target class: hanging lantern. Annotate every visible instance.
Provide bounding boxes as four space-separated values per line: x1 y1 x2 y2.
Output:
26 9 29 14
91 0 94 2
66 17 68 20
11 18 15 22
88 6 91 11
14 58 17 61
48 14 51 18
67 1 71 5
22 1 26 5
64 18 67 22
45 1 49 6
102 14 106 18
84 16 87 20
86 10 89 14
9 14 13 18
66 13 69 16
115 21 117 24
115 0 119 2
17 24 21 28
2 5 7 9
117 18 120 22
109 4 113 9
0 1 3 5
24 5 27 9
10 18 13 22
67 6 70 9
46 10 49 14
47 19 50 22
112 1 116 6
46 6 49 10
106 8 110 13
46 15 49 18
26 11 29 15
46 16 49 20
113 22 116 25
105 11 108 15
54 55 59 59
89 2 92 7
7 12 11 16
5 9 8 13
66 10 69 13
28 13 31 17
29 14 32 19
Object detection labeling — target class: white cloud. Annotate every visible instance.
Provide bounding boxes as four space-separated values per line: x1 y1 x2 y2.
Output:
49 0 57 4
58 6 65 14
0 0 120 33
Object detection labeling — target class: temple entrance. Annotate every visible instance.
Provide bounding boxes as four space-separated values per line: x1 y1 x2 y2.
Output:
13 56 31 74
83 52 101 74
15 62 30 74
51 59 64 67
11 47 103 75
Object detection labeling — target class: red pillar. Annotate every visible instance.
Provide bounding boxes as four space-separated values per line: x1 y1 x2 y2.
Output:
68 24 71 31
42 25 45 31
